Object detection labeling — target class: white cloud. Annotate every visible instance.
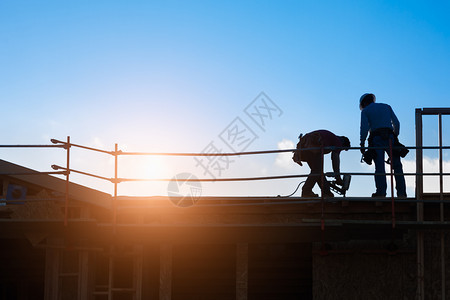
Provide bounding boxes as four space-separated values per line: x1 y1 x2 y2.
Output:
274 139 297 170
402 156 450 193
91 137 106 150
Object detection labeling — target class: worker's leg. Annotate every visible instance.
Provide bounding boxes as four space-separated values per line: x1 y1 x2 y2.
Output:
302 155 321 196
372 136 387 196
302 154 332 197
389 137 407 197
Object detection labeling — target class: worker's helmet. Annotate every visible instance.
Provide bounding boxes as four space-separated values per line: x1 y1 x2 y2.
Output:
359 93 376 110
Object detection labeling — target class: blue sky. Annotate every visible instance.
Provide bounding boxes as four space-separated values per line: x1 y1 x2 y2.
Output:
1 1 450 197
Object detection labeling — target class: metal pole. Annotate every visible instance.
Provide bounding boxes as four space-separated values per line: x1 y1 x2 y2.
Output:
415 109 424 300
439 114 444 221
113 143 118 231
64 136 71 227
389 139 395 228
320 146 325 232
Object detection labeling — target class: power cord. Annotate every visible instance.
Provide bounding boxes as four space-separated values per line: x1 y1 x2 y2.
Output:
277 180 306 198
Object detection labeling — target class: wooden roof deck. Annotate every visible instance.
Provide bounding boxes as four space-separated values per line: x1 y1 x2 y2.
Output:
1 157 450 247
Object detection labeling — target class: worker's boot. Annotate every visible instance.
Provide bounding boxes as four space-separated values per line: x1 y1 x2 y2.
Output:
301 190 318 198
323 190 334 198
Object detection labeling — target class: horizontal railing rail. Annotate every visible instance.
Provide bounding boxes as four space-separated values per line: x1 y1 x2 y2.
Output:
2 137 450 226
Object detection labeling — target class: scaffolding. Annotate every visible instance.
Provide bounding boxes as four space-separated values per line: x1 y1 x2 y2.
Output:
415 108 450 300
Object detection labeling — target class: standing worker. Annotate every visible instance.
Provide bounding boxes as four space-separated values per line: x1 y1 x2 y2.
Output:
292 130 350 198
359 93 407 197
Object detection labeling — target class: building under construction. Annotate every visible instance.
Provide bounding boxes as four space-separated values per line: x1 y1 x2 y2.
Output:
0 108 449 300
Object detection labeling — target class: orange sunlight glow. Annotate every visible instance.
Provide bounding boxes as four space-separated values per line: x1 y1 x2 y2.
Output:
117 155 170 196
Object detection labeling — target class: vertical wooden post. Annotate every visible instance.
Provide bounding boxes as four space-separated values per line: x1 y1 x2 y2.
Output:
160 244 172 300
236 243 248 300
44 238 61 300
78 250 90 300
44 248 59 300
107 246 114 300
134 245 144 300
415 109 424 220
78 205 90 299
438 114 446 300
415 108 424 300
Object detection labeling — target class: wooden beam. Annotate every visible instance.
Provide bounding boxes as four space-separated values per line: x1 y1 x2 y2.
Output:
78 250 90 300
108 246 114 300
236 243 248 300
44 238 61 300
415 108 424 300
134 245 143 300
159 244 172 300
421 108 450 115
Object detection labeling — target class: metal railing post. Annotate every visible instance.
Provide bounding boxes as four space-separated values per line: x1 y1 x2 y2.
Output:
64 136 71 226
320 146 325 231
389 139 395 229
113 143 118 232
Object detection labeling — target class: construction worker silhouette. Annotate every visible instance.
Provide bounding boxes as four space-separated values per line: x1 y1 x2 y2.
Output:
359 93 407 197
293 130 350 198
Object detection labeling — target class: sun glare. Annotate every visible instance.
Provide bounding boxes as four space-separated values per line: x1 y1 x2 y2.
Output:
142 156 167 179
119 156 167 179
111 155 169 196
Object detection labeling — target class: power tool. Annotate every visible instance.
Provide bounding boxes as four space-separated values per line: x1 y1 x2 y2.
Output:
327 174 351 196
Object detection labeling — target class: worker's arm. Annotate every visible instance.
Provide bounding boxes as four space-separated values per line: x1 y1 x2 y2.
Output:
360 110 369 154
390 106 400 136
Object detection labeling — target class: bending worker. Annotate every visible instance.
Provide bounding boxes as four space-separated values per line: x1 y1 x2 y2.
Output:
292 130 350 198
359 93 407 198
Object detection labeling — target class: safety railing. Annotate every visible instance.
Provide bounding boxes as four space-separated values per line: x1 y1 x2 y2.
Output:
2 138 450 226
45 139 450 228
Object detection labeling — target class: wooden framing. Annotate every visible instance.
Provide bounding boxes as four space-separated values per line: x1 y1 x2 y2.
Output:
236 243 248 300
159 244 172 300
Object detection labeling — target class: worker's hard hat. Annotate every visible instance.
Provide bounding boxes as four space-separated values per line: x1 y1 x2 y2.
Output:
359 93 376 110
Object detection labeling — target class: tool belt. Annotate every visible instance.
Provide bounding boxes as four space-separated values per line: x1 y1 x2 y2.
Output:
292 132 323 166
362 127 409 165
369 127 394 141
